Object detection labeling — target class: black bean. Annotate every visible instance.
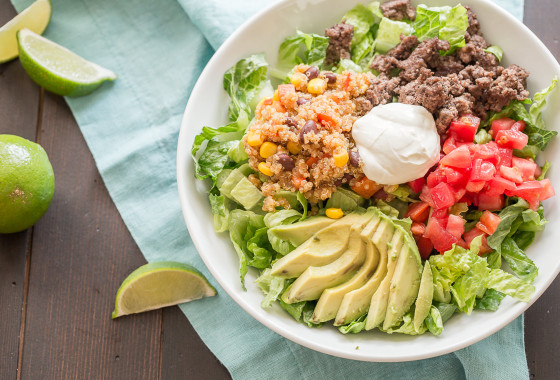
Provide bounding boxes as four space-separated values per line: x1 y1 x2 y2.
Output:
299 120 318 143
277 154 295 171
349 150 360 167
304 66 319 80
334 178 343 187
285 116 298 128
297 97 310 106
343 173 354 183
324 72 337 84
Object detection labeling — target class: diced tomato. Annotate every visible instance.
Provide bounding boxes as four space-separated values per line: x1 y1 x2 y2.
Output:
440 145 472 168
292 175 305 189
425 216 458 253
408 177 426 194
453 187 467 202
495 129 529 150
447 214 465 239
490 118 515 137
419 185 435 208
449 115 480 142
476 192 505 211
306 157 318 167
405 201 430 223
277 84 296 108
414 235 434 260
442 136 458 154
430 182 456 209
317 112 337 127
411 222 426 236
427 168 447 188
511 120 526 132
442 166 468 186
478 210 501 235
458 192 474 205
497 147 513 168
507 181 544 210
540 178 555 201
466 180 486 193
351 176 382 199
432 208 449 220
512 157 537 181
499 165 524 184
470 159 496 182
343 73 352 91
463 227 492 255
472 142 500 167
486 176 516 196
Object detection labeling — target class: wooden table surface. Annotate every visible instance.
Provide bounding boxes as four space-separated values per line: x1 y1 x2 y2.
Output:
1 0 559 378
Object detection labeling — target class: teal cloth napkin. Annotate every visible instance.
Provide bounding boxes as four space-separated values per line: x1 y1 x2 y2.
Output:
11 0 528 378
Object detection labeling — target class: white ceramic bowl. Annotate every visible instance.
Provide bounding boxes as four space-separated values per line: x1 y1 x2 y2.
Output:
177 0 560 362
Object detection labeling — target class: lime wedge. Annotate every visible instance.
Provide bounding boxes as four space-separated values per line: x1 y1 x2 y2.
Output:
112 261 217 319
0 0 51 63
17 28 117 97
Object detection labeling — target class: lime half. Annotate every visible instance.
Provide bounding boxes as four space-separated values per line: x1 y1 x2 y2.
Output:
17 28 117 97
0 0 51 63
112 261 217 319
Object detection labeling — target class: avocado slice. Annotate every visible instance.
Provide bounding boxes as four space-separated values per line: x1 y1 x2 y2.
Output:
310 215 381 323
281 227 367 303
383 232 422 329
365 227 404 330
334 215 393 325
413 261 434 333
270 210 373 278
268 216 336 248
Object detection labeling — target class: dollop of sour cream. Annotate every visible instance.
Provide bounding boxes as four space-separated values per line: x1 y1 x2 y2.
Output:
352 103 440 185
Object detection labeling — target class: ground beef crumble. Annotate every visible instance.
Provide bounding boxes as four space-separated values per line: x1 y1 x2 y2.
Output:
324 22 354 68
380 0 416 21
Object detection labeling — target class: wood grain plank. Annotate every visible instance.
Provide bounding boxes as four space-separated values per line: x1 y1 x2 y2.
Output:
18 92 161 379
161 307 230 380
523 1 560 379
0 1 41 378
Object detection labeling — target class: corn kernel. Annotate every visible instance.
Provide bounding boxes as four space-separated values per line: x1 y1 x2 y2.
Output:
273 89 280 101
307 78 327 95
259 142 277 158
333 149 349 168
287 141 302 154
247 131 265 147
326 208 344 219
290 72 307 88
258 162 274 176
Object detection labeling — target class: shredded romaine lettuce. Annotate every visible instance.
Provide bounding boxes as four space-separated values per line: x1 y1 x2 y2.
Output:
413 5 468 53
375 17 412 54
274 31 329 78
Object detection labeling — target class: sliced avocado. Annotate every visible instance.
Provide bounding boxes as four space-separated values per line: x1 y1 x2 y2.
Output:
219 169 246 198
414 261 434 333
268 216 336 248
270 210 373 278
230 177 263 210
310 216 381 323
281 227 367 303
334 214 394 325
383 231 423 329
365 227 404 330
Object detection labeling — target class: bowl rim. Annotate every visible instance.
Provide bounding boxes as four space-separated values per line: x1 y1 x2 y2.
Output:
177 0 560 362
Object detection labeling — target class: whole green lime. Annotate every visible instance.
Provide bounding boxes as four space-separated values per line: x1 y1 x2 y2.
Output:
0 134 55 233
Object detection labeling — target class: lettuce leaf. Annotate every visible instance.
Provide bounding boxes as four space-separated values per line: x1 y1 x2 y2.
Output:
375 17 412 54
228 210 274 289
483 45 503 62
341 2 381 67
338 314 367 334
383 310 427 335
424 305 444 335
276 31 329 76
325 188 366 212
223 54 269 121
530 76 558 129
475 288 505 311
254 269 287 308
501 237 538 282
487 268 535 302
413 5 468 53
486 198 530 253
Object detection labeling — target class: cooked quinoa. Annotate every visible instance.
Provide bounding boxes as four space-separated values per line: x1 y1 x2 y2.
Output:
243 64 377 211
